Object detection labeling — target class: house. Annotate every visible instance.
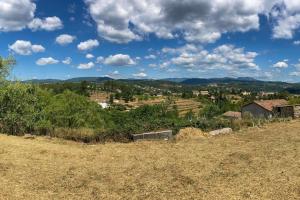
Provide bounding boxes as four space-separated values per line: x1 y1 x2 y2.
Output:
200 91 209 96
99 102 109 109
241 91 251 96
260 92 275 97
222 111 242 119
192 90 200 96
241 99 288 118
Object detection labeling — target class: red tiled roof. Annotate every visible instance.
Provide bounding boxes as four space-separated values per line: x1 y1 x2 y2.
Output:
254 99 288 111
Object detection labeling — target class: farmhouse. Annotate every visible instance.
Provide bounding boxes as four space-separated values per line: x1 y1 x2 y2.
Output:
241 99 288 118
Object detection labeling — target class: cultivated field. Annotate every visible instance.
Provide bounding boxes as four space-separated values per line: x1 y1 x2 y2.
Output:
90 92 202 116
0 122 299 199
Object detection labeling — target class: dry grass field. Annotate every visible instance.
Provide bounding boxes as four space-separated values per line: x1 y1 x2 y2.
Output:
0 121 300 199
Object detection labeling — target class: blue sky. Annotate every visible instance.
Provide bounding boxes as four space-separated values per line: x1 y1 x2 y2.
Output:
2 0 300 82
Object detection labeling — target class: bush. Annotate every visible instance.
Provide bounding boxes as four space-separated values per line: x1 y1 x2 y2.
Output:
194 117 231 131
52 128 97 143
0 83 49 135
44 90 106 129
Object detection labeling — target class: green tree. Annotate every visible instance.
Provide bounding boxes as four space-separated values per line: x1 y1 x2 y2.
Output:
0 56 15 81
0 83 48 135
44 90 106 129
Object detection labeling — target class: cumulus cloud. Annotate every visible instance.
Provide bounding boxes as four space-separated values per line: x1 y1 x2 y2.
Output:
163 44 259 71
28 16 63 31
103 54 136 66
56 34 76 45
133 72 147 78
86 53 94 59
62 57 72 65
36 57 59 66
78 62 95 69
77 39 99 51
271 1 300 39
9 40 45 55
85 0 288 43
273 61 288 68
0 0 36 31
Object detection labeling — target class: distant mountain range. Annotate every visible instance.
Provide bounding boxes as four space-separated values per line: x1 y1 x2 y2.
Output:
180 77 262 85
24 77 113 84
23 76 285 85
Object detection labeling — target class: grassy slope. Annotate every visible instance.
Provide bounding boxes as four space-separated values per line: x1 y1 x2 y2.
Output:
0 122 299 199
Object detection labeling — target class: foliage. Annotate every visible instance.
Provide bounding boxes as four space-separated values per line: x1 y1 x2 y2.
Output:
39 81 90 96
43 90 106 129
0 56 15 81
288 96 300 105
0 83 48 135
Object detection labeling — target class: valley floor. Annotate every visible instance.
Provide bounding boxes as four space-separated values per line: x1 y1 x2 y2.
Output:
0 121 299 199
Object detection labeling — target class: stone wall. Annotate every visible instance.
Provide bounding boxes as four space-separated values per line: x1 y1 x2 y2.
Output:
294 105 300 118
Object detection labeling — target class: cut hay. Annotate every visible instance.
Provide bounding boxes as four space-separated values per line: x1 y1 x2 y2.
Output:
0 121 299 199
176 127 208 141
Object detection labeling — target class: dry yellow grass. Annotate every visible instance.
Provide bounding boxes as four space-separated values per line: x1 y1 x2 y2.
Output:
0 121 300 199
176 127 208 141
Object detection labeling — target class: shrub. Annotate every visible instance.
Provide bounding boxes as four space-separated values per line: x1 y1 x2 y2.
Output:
0 83 49 135
52 128 97 143
194 117 231 131
44 90 106 129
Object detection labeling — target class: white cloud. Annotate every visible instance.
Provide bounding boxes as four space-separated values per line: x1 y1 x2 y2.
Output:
96 56 104 63
163 44 259 71
56 34 76 45
273 61 289 68
160 62 170 69
86 53 94 59
133 72 147 78
84 0 280 44
293 40 300 45
289 71 300 76
36 57 59 66
145 54 156 59
62 57 72 65
167 68 178 73
0 0 36 31
77 39 99 51
103 54 136 66
28 16 63 31
112 70 119 75
31 45 45 53
105 70 120 78
78 62 95 69
271 1 300 39
9 40 45 55
149 63 157 68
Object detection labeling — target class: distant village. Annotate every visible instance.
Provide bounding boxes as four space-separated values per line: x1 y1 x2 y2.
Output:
87 80 300 120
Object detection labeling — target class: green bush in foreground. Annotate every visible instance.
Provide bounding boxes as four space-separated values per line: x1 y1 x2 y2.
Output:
0 83 47 135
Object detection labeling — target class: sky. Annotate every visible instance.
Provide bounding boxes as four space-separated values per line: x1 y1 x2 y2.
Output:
2 0 300 82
